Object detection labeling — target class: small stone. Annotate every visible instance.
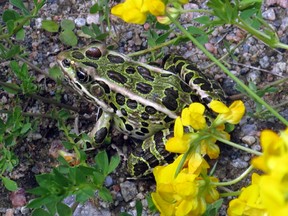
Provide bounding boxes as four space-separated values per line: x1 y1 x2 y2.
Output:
242 135 256 145
120 181 138 202
104 176 113 187
86 13 100 25
259 56 270 68
75 17 86 27
35 18 43 29
231 159 249 169
262 8 276 21
271 62 287 76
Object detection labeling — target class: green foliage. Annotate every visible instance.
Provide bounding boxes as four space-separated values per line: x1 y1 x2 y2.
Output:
236 81 278 117
0 106 35 191
203 199 223 216
81 23 109 41
27 151 120 215
10 61 37 94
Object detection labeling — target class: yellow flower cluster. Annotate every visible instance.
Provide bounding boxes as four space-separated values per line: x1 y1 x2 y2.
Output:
111 0 189 24
228 128 288 216
152 154 219 216
166 100 245 158
153 100 245 215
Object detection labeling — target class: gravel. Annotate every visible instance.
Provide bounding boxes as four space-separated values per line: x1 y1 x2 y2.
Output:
0 0 287 215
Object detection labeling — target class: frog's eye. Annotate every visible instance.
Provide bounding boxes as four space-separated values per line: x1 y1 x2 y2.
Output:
76 68 90 82
62 59 71 68
85 47 102 60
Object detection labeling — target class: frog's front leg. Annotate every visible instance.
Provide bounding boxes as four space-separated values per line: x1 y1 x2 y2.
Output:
127 128 175 176
90 110 113 146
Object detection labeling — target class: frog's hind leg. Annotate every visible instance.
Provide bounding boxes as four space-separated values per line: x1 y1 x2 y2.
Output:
127 128 175 177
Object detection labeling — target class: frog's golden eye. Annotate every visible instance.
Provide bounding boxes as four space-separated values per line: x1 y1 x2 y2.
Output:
62 59 71 68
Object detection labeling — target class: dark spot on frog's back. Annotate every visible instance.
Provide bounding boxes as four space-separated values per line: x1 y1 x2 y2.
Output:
83 61 98 69
95 127 108 143
125 66 136 74
136 82 152 94
137 66 154 81
116 93 125 106
71 51 85 60
127 99 138 109
107 70 127 84
85 47 102 60
145 106 157 114
162 87 178 111
107 54 125 63
194 77 212 90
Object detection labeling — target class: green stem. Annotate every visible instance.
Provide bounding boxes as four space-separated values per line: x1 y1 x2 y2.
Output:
167 13 288 126
214 165 254 186
236 17 288 50
211 135 262 156
127 37 180 57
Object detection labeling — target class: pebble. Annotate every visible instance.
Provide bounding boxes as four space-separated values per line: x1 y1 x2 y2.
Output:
259 56 270 68
241 135 256 145
35 18 43 29
271 62 287 76
74 17 86 27
104 176 113 187
262 8 276 21
241 124 257 135
247 70 261 83
231 159 249 169
86 13 100 25
120 181 138 202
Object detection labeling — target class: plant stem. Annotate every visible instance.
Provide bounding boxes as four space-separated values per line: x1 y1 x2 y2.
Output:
167 13 288 126
211 135 261 156
215 165 254 186
127 37 181 57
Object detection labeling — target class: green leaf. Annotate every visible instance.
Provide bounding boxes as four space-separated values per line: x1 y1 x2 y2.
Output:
81 26 95 37
203 199 223 216
1 83 19 94
61 19 75 31
147 194 158 212
5 45 20 59
2 9 20 22
90 3 101 13
10 0 30 15
98 187 112 202
194 16 211 24
20 122 31 134
16 28 25 40
75 186 95 203
57 203 72 216
107 154 120 174
1 176 18 191
31 208 51 216
59 30 78 46
155 31 170 44
136 200 143 216
49 66 63 80
155 22 170 30
95 151 109 175
41 20 59 33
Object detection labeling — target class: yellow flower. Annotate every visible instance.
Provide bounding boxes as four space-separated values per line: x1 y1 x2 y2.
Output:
111 0 165 24
165 117 194 153
152 154 219 216
210 100 245 125
227 173 266 216
182 103 207 130
252 129 286 175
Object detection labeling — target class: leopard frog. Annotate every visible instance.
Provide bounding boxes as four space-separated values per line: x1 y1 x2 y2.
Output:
57 42 225 176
